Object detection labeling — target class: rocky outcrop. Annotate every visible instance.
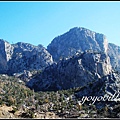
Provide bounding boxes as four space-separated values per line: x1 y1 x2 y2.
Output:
47 27 108 62
75 72 120 105
0 39 14 73
0 105 15 118
0 39 53 74
8 42 53 74
27 51 112 91
108 43 120 71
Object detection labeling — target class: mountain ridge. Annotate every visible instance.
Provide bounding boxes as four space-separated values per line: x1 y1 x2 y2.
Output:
0 39 53 74
0 26 120 74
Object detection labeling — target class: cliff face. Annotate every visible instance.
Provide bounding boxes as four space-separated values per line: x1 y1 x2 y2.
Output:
108 43 120 71
0 39 53 74
47 27 108 62
0 39 14 73
27 51 112 91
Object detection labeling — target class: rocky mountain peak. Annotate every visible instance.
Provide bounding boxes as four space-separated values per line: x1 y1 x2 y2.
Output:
13 42 37 51
47 27 108 62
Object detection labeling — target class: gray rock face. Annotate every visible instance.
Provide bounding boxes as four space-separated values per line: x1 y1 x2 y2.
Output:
108 43 120 71
0 39 53 74
75 72 120 104
47 27 120 72
0 39 14 73
47 27 108 62
27 51 112 91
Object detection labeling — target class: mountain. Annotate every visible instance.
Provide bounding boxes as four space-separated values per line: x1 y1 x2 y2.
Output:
47 27 120 71
0 39 53 74
1 27 120 118
47 27 108 61
27 51 112 91
1 27 120 75
26 27 120 101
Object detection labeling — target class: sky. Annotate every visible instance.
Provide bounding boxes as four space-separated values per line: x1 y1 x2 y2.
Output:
0 1 120 48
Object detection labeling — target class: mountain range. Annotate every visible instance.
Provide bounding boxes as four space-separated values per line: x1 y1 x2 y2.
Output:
0 27 120 97
0 27 120 75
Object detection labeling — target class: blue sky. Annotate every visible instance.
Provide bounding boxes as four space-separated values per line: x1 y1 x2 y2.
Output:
0 1 120 48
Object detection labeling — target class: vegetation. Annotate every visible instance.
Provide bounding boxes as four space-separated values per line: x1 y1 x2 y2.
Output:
0 74 120 118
